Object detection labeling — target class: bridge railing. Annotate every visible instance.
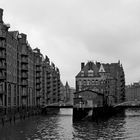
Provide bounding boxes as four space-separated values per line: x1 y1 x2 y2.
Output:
42 102 73 108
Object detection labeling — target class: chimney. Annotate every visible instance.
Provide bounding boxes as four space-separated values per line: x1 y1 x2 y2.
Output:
88 61 92 70
0 8 3 23
81 62 85 70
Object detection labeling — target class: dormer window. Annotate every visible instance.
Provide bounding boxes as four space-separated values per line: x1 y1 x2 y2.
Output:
81 71 84 76
99 64 105 73
88 70 94 77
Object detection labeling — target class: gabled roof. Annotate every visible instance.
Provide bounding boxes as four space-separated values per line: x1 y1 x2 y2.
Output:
99 64 105 73
76 61 124 79
76 61 100 78
9 31 19 39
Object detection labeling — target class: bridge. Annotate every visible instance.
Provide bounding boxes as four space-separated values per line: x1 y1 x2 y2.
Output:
114 100 140 108
42 100 140 109
42 101 73 109
41 100 140 120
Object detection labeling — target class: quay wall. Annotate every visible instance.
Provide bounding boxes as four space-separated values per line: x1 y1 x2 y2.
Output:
0 107 42 126
73 108 92 121
73 106 126 121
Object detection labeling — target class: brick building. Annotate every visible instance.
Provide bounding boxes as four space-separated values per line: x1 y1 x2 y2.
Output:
42 56 61 105
0 8 61 114
125 82 140 101
75 61 125 106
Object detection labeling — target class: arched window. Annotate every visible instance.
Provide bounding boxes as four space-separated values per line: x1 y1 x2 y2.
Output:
83 80 87 85
89 80 92 85
92 80 95 85
95 79 98 85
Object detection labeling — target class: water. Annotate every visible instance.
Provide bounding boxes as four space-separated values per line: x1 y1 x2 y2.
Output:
0 108 140 140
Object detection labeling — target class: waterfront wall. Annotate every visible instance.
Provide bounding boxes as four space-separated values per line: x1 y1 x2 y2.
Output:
73 106 126 121
73 108 92 121
0 106 42 126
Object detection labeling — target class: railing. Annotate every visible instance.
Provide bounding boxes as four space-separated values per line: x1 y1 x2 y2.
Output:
42 101 73 108
0 41 6 49
21 65 28 71
21 81 28 86
0 75 6 80
36 67 41 72
21 93 27 97
21 57 28 63
21 73 28 78
21 51 28 56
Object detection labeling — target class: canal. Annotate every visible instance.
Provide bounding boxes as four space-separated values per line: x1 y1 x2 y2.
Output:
0 108 140 140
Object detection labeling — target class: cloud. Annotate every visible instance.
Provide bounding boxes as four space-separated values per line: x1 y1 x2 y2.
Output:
1 0 140 86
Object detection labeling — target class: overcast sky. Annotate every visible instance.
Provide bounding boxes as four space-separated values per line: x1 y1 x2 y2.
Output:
1 0 140 87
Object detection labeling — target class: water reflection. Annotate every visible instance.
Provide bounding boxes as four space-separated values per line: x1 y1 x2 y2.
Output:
73 116 126 140
34 116 73 139
0 108 140 140
125 108 140 117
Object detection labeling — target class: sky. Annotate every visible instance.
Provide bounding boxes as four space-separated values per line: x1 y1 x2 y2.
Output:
0 0 140 87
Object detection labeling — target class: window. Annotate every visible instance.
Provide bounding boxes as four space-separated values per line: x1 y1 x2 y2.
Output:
92 80 95 85
89 80 92 85
8 84 11 106
83 80 87 85
14 85 16 105
78 80 82 85
87 80 89 85
81 71 84 76
95 80 98 85
22 45 26 54
88 70 94 77
0 83 3 92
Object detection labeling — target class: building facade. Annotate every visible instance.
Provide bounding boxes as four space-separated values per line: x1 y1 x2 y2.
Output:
59 81 66 103
64 82 75 105
125 82 140 101
42 56 52 105
41 56 61 105
75 61 125 106
59 81 75 105
0 8 61 114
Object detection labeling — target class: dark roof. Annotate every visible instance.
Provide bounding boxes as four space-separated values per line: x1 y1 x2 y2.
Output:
76 61 100 78
8 31 19 39
76 61 123 78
